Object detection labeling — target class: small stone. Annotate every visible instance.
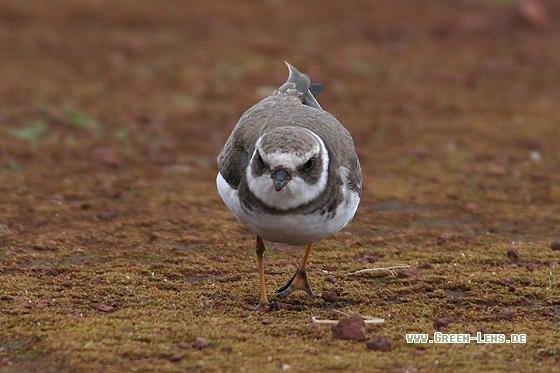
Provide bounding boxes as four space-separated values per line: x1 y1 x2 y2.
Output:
498 277 511 285
331 313 367 341
446 191 459 200
408 314 416 322
5 251 17 257
41 267 58 276
507 246 520 260
523 277 533 285
168 352 185 362
518 0 548 27
149 232 161 241
262 318 278 325
61 280 73 288
542 308 554 317
325 275 337 283
550 262 558 268
418 263 432 269
322 291 338 302
526 263 538 271
21 301 33 309
398 269 419 278
97 304 115 313
89 277 102 285
497 308 517 321
433 318 450 330
508 284 518 292
97 211 118 220
366 335 392 351
551 241 560 251
489 165 507 176
305 347 318 355
465 202 478 212
193 337 209 349
36 299 50 308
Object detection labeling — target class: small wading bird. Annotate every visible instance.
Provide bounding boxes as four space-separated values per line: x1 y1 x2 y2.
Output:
216 62 361 311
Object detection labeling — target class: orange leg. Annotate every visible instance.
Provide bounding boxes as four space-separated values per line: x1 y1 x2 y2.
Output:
275 243 318 298
255 236 271 311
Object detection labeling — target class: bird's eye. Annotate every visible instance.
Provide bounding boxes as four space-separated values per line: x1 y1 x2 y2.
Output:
256 151 268 170
302 157 315 172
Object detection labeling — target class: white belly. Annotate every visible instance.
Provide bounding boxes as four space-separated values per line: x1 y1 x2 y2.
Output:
217 173 359 246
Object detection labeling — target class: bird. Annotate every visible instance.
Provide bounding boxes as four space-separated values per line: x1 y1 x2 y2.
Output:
216 62 361 311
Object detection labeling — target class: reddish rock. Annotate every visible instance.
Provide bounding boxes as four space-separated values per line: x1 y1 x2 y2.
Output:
168 352 185 362
305 347 318 355
398 269 420 278
331 314 367 341
366 335 392 351
97 304 115 313
325 275 337 283
507 246 520 260
193 337 209 349
551 241 560 251
433 318 450 330
322 291 338 302
542 308 554 317
41 267 58 276
497 308 517 321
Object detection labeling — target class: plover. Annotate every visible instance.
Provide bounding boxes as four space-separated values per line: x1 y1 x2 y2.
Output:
217 62 361 311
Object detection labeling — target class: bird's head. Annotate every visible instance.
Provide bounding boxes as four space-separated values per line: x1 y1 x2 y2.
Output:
246 126 329 211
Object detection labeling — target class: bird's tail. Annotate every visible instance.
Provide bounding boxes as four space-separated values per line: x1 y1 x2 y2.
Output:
279 62 323 110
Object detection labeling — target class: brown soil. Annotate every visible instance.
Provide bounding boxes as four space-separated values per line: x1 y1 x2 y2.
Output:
1 0 560 372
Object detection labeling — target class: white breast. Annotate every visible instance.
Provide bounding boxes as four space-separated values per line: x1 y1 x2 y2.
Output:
216 172 359 246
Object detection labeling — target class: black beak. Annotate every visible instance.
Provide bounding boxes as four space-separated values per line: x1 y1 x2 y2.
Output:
273 169 290 191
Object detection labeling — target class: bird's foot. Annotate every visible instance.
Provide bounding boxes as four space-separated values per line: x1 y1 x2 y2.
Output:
246 301 281 312
247 301 307 312
275 269 318 298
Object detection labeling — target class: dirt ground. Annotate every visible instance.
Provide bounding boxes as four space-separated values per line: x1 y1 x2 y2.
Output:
1 0 559 372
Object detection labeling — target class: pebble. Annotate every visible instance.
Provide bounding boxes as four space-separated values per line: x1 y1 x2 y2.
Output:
551 241 560 251
305 347 318 355
366 335 392 351
542 308 554 317
321 291 338 302
331 314 367 341
398 269 420 278
506 246 520 260
89 277 102 285
325 275 337 283
97 304 115 313
36 299 50 308
193 337 209 349
41 267 58 276
168 352 185 362
497 308 517 321
433 318 450 330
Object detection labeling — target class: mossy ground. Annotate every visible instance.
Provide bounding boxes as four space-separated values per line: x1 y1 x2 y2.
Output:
1 0 559 372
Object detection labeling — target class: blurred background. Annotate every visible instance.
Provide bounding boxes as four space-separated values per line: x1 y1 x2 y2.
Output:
1 0 559 177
